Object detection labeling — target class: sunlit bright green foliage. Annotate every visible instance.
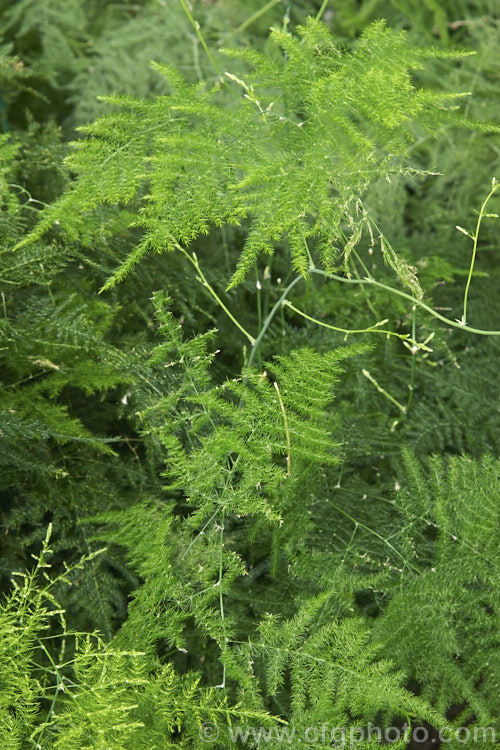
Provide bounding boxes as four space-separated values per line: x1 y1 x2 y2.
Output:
1 1 500 747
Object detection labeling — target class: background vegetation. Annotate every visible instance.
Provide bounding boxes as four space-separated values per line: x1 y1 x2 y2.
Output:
1 1 499 748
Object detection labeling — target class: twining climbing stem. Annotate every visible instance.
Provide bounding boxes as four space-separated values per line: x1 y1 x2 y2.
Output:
181 246 500 372
458 176 500 325
171 180 500 372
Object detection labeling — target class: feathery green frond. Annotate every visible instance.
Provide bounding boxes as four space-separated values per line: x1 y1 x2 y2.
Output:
20 20 478 295
374 451 500 723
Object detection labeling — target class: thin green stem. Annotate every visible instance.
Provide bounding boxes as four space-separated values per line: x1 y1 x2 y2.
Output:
309 269 500 336
247 274 304 369
461 178 500 325
181 248 256 345
325 498 420 575
178 0 223 80
283 300 422 347
349 252 379 318
180 508 220 562
235 0 283 33
362 368 406 414
315 0 330 21
178 209 499 372
406 307 417 414
282 2 291 33
351 247 374 281
302 233 315 269
255 265 262 338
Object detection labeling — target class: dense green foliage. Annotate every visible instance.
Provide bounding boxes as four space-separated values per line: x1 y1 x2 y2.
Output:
1 1 499 748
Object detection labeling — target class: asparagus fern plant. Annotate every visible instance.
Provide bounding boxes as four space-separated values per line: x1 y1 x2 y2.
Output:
2 5 500 749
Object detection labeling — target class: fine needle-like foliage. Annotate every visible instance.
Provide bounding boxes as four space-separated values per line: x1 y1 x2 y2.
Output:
18 18 479 295
2 3 500 748
374 450 500 726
